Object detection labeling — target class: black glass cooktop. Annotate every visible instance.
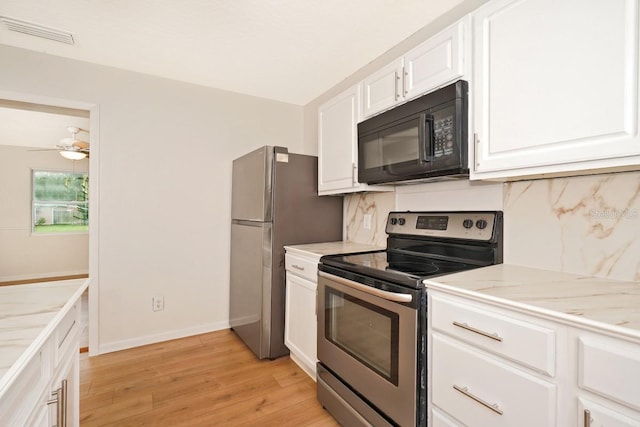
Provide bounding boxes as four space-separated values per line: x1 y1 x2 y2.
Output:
320 250 483 289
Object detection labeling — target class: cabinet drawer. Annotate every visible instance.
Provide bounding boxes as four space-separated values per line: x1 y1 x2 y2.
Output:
431 407 462 427
432 334 556 427
55 302 80 367
285 253 319 282
579 336 640 411
430 293 556 376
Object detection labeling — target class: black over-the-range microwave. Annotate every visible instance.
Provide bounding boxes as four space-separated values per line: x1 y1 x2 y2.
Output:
358 79 469 185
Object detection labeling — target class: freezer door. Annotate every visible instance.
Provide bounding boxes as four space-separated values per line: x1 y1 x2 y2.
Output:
229 220 272 358
231 146 273 222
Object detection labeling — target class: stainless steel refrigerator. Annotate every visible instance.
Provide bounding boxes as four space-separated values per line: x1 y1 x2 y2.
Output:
229 146 343 359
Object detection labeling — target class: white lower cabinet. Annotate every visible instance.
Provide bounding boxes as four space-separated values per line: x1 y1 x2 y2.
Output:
576 332 640 426
578 398 640 427
0 338 52 426
428 290 640 426
431 407 462 427
284 251 320 379
432 334 556 427
429 292 558 426
0 299 82 427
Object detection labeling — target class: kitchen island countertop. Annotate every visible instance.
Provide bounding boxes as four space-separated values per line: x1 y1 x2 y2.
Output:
424 264 640 342
0 278 89 398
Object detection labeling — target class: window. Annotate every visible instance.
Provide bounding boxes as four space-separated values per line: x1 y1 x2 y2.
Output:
32 170 88 233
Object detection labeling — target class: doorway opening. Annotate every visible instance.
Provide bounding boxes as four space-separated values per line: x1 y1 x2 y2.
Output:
0 93 99 355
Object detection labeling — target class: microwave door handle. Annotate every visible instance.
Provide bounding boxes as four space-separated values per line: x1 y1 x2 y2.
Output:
419 114 433 163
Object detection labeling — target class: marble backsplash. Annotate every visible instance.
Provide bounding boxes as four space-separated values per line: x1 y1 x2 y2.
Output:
344 180 504 247
345 191 395 247
504 171 640 282
344 171 640 282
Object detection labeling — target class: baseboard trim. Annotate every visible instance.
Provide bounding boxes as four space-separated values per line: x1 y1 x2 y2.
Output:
97 321 230 355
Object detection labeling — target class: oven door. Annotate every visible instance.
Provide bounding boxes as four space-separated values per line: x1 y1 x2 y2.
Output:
317 270 418 427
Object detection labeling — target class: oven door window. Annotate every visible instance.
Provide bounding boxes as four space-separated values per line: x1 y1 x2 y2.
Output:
325 288 399 385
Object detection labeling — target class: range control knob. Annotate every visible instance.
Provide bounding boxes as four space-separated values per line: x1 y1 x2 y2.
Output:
390 218 398 225
476 219 488 230
462 219 474 229
398 218 406 226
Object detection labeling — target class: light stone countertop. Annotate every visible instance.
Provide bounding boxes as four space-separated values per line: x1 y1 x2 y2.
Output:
0 279 89 398
284 241 384 260
424 264 640 342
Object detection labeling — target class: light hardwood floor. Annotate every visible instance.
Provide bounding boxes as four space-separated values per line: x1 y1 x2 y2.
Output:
80 329 340 426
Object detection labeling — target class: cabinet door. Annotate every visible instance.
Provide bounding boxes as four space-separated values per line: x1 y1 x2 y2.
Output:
363 58 403 118
0 339 51 427
285 272 318 378
405 18 467 100
318 84 361 194
47 344 80 427
472 0 640 179
318 85 392 195
578 398 640 427
578 334 640 411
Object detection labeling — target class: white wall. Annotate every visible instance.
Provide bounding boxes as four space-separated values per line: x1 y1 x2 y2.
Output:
0 44 304 353
0 145 89 281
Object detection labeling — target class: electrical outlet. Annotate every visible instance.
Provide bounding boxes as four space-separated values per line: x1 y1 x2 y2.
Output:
152 296 164 312
363 214 372 230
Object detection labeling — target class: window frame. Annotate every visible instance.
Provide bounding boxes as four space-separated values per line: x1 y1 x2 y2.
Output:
32 169 89 235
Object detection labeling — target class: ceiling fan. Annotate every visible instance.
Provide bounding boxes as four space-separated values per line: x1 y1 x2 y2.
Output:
30 126 90 159
58 126 90 160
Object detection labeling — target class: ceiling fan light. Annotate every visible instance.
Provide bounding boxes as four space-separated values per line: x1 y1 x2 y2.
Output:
60 150 87 160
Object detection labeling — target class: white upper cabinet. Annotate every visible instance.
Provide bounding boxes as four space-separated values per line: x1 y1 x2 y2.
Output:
404 17 466 100
318 84 393 195
363 18 468 119
471 0 640 180
362 58 404 119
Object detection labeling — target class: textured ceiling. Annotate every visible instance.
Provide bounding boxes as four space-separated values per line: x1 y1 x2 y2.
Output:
0 0 463 105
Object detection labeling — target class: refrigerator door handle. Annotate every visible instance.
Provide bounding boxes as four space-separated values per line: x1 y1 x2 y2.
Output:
232 219 268 226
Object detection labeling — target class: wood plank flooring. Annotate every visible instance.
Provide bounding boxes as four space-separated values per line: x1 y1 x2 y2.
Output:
80 329 340 426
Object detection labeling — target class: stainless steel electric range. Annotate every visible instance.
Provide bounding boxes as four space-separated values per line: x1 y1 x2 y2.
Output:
316 211 503 426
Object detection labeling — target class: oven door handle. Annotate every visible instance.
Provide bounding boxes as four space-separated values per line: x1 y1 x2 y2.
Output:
319 271 413 303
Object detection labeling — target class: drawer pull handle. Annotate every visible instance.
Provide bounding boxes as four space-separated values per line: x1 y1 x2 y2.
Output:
453 321 503 342
47 379 68 427
291 264 305 271
584 409 591 427
453 384 503 415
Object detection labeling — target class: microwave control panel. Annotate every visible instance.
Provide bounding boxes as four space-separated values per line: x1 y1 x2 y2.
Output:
433 114 455 158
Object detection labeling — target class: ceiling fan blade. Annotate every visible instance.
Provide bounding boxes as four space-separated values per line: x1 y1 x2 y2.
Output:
72 141 89 149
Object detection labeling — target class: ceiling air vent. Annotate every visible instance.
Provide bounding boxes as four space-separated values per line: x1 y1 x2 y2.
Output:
0 16 74 45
